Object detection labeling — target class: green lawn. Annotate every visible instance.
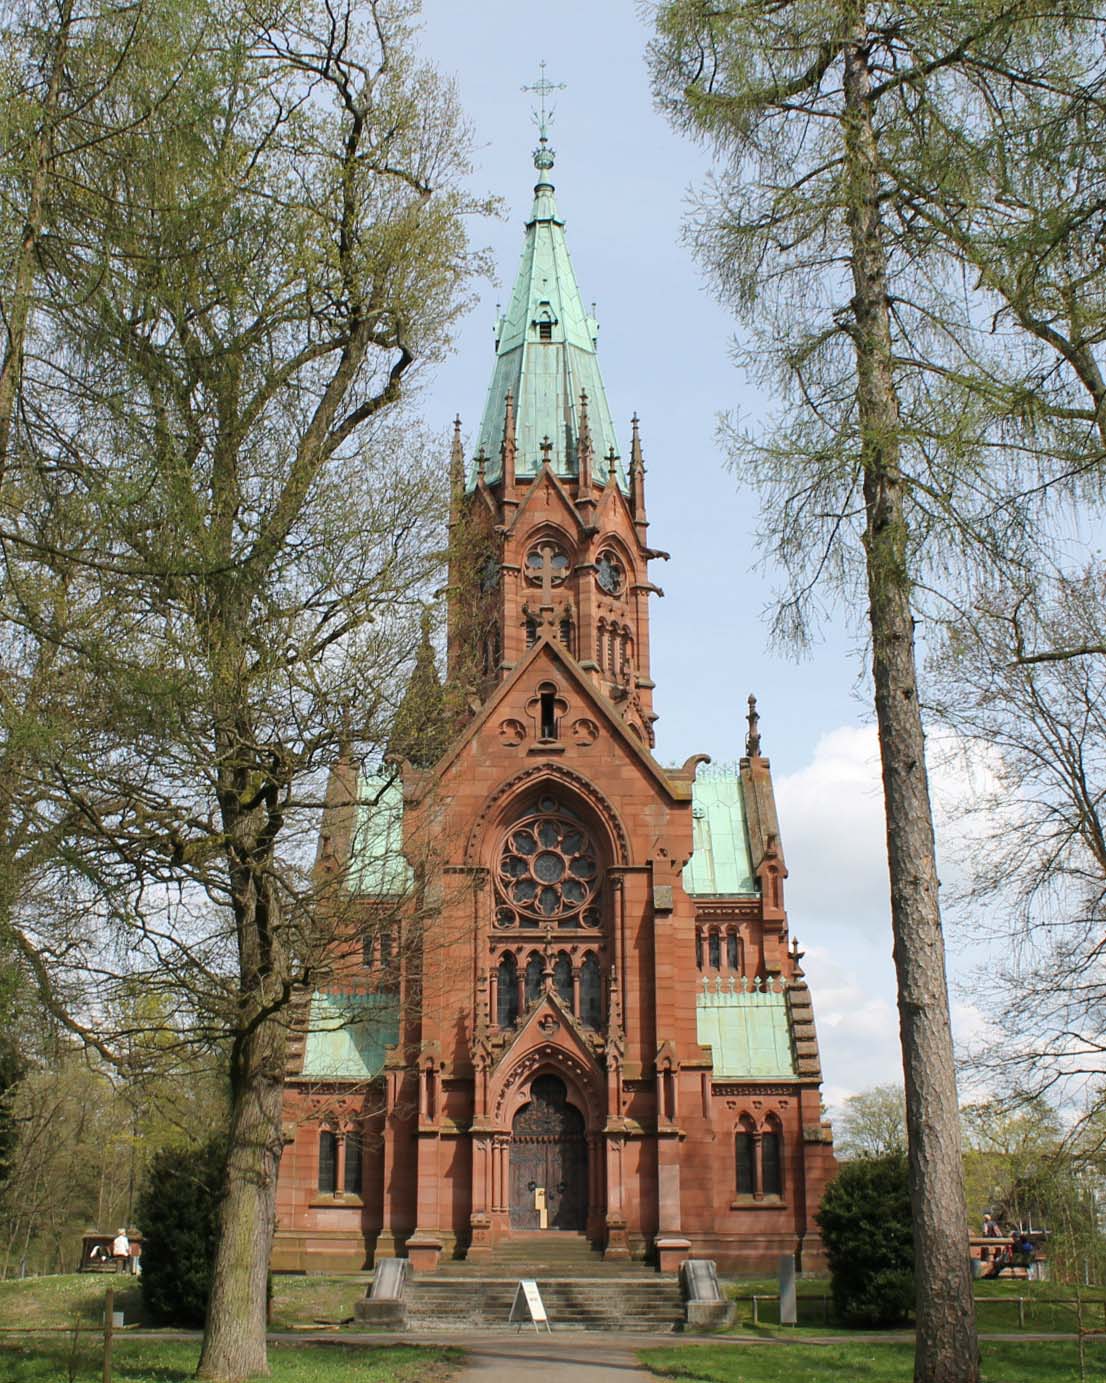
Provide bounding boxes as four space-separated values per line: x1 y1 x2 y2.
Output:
639 1340 1101 1382
0 1338 461 1382
724 1276 1106 1335
0 1272 374 1331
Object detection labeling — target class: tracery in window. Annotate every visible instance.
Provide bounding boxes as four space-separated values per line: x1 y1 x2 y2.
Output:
495 798 600 928
596 550 624 596
525 544 570 586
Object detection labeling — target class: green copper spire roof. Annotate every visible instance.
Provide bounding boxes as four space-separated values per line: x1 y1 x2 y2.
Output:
473 139 626 489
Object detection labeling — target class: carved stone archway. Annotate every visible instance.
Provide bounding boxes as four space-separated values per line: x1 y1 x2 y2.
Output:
509 1074 587 1230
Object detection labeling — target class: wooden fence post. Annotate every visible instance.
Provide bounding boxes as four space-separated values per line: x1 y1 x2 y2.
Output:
103 1285 113 1383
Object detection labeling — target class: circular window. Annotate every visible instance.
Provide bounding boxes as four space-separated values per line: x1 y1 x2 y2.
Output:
495 801 601 926
596 550 624 596
525 544 570 586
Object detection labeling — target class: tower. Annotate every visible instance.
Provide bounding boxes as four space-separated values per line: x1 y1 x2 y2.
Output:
274 136 836 1277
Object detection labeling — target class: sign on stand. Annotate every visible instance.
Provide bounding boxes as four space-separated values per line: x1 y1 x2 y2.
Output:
509 1279 552 1333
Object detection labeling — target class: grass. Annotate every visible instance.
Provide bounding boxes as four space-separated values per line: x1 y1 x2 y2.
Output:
0 1274 145 1330
0 1273 375 1332
0 1338 462 1382
723 1275 1106 1335
638 1340 1103 1382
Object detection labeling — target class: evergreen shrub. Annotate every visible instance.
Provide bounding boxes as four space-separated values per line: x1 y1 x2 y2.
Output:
135 1135 225 1327
816 1152 915 1327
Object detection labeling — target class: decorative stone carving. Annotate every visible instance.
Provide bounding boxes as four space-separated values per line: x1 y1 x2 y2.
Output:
498 718 527 747
570 717 599 747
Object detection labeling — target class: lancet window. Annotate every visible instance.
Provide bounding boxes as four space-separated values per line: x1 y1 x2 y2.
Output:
580 953 602 1029
343 1133 362 1195
318 1130 337 1194
696 924 745 976
525 952 543 1005
497 952 519 1027
735 1128 755 1197
734 1117 785 1200
553 953 573 1008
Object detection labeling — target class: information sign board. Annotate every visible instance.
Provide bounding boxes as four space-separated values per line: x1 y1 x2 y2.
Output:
509 1278 552 1333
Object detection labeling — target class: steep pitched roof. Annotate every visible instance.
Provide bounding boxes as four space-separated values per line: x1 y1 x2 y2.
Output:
474 144 627 490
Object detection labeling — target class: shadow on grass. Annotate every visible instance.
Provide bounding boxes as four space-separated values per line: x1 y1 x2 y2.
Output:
639 1340 1095 1383
0 1338 465 1383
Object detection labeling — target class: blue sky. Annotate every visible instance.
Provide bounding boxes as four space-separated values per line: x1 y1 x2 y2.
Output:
413 1 989 1114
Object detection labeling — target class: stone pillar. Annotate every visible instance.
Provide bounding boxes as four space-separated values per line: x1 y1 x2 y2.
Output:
468 1132 493 1262
604 1132 630 1260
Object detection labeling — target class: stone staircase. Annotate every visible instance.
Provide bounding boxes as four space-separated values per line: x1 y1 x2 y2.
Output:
402 1232 685 1332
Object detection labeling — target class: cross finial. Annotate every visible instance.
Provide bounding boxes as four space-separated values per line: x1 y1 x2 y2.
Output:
522 60 566 143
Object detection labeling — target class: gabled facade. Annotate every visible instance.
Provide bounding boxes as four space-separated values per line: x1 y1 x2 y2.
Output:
273 139 836 1276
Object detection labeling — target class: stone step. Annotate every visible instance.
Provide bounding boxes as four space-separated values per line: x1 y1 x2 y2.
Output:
404 1275 685 1332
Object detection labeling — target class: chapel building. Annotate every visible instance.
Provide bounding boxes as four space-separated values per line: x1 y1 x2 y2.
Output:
273 137 837 1276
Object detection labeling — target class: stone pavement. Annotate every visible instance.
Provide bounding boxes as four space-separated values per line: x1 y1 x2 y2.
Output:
445 1332 655 1380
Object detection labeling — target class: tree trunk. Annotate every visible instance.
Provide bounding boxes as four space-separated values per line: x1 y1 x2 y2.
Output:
841 12 980 1383
196 1008 286 1381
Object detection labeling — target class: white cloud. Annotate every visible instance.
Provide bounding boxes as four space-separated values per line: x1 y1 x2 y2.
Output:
777 723 1015 1109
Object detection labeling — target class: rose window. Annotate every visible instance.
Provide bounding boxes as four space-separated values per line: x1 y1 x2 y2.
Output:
495 797 601 928
596 550 624 596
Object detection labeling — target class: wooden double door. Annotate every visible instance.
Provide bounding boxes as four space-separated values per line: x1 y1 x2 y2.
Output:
509 1075 587 1231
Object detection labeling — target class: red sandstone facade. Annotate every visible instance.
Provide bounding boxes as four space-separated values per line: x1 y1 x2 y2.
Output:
273 151 836 1277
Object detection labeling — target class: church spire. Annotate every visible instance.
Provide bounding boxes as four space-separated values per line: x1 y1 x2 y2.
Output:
473 123 626 491
389 612 448 769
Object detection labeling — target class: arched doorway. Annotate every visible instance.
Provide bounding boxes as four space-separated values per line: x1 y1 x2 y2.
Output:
509 1075 587 1231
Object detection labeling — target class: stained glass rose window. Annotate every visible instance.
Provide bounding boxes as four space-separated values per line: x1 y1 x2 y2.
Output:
494 797 600 927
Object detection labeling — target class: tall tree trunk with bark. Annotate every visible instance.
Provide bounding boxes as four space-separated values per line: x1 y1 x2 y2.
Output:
197 1006 285 1380
842 13 979 1383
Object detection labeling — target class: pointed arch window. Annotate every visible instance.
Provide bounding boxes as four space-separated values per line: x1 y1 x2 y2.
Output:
318 1130 337 1194
580 953 602 1029
708 931 721 970
735 1127 755 1197
525 952 544 1006
553 953 573 1011
344 1132 362 1195
726 931 740 971
497 952 519 1027
762 1129 782 1198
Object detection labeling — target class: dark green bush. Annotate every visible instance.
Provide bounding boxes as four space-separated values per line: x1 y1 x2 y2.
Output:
816 1152 915 1327
135 1135 225 1327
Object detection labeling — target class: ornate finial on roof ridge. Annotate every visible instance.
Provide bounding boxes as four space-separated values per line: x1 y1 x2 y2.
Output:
522 60 566 170
746 693 762 758
449 416 463 496
630 413 643 470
